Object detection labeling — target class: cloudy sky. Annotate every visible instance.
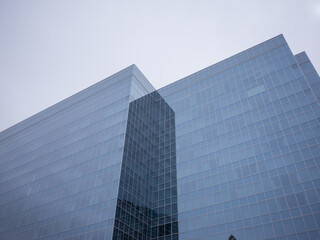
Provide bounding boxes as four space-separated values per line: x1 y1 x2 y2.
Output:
1 0 320 132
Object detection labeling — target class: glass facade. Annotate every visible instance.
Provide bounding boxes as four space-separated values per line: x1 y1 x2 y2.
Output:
0 65 154 239
158 35 320 240
113 91 178 240
0 34 319 239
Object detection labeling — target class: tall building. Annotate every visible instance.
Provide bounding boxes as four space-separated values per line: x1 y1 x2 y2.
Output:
0 34 319 240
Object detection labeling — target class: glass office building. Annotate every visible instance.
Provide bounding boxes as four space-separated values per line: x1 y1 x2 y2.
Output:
0 35 319 239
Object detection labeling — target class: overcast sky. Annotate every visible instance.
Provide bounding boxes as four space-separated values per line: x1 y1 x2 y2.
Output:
0 0 319 132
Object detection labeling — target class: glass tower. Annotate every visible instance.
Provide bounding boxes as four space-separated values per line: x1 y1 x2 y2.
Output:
0 35 319 240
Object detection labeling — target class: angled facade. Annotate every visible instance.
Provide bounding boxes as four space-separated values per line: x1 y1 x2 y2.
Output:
0 35 319 240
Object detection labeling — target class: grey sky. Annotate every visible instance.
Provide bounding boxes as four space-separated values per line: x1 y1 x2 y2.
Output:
1 0 319 132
